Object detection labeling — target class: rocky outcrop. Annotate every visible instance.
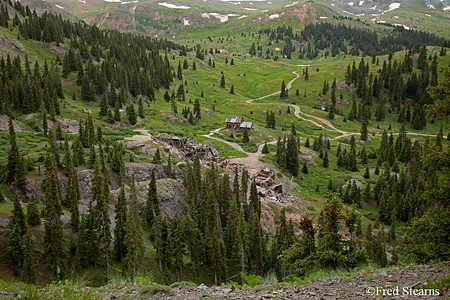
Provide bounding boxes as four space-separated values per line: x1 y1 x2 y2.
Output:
19 163 187 229
153 134 222 165
0 115 23 132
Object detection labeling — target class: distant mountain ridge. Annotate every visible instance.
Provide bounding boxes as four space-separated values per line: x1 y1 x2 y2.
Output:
21 0 450 38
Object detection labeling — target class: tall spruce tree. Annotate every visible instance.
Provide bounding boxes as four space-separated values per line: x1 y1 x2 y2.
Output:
280 80 287 98
113 185 127 261
27 194 41 227
43 153 66 279
6 117 26 186
145 169 161 228
124 175 145 277
7 196 27 274
220 74 226 88
22 229 36 285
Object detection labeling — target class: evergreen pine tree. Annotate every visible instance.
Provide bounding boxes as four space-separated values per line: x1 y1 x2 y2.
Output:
249 178 261 220
280 80 286 98
323 150 329 168
145 169 161 229
124 175 145 277
364 166 370 179
170 214 185 278
22 229 36 285
230 84 235 94
27 194 41 226
6 117 26 186
360 119 368 141
138 98 145 118
243 129 249 142
43 153 66 279
261 143 269 154
100 95 108 116
127 103 137 125
152 148 161 164
220 74 225 88
302 161 309 174
114 101 121 121
113 185 127 261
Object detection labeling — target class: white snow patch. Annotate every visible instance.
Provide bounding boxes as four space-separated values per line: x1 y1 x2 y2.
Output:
394 23 410 30
268 1 272 3
297 65 310 66
348 2 354 5
269 13 279 19
319 16 328 19
104 0 121 2
444 5 450 10
341 9 364 16
202 13 240 22
393 15 399 18
371 18 376 21
120 1 137 5
383 2 400 14
370 5 376 9
238 15 248 19
425 13 432 16
331 3 335 6
158 2 190 9
262 9 269 12
183 18 190 25
376 20 386 23
244 7 258 10
78 0 86 3
427 4 435 9
285 1 298 7
359 0 364 5
54 4 64 9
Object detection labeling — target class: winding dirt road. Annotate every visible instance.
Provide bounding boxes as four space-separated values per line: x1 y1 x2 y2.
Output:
201 69 438 165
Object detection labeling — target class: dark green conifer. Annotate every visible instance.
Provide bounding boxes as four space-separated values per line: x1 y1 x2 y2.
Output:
138 98 145 118
302 161 309 174
323 150 329 168
43 153 66 279
127 103 137 125
22 229 36 285
220 74 225 88
145 169 161 228
124 175 145 277
27 194 41 226
113 185 127 262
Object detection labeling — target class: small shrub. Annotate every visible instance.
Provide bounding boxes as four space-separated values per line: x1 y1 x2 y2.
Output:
363 212 377 221
241 273 262 287
276 172 283 179
307 205 315 211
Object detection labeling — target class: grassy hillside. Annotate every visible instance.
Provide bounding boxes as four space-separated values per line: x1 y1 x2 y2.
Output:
0 0 449 288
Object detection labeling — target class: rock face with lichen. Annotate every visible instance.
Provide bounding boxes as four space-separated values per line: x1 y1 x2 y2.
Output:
9 163 187 231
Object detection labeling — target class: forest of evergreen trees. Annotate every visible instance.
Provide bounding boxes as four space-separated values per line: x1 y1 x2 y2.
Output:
0 0 449 287
256 22 449 60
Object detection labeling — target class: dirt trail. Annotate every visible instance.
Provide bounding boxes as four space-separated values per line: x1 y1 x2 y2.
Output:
202 129 277 173
245 71 355 136
131 70 438 173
